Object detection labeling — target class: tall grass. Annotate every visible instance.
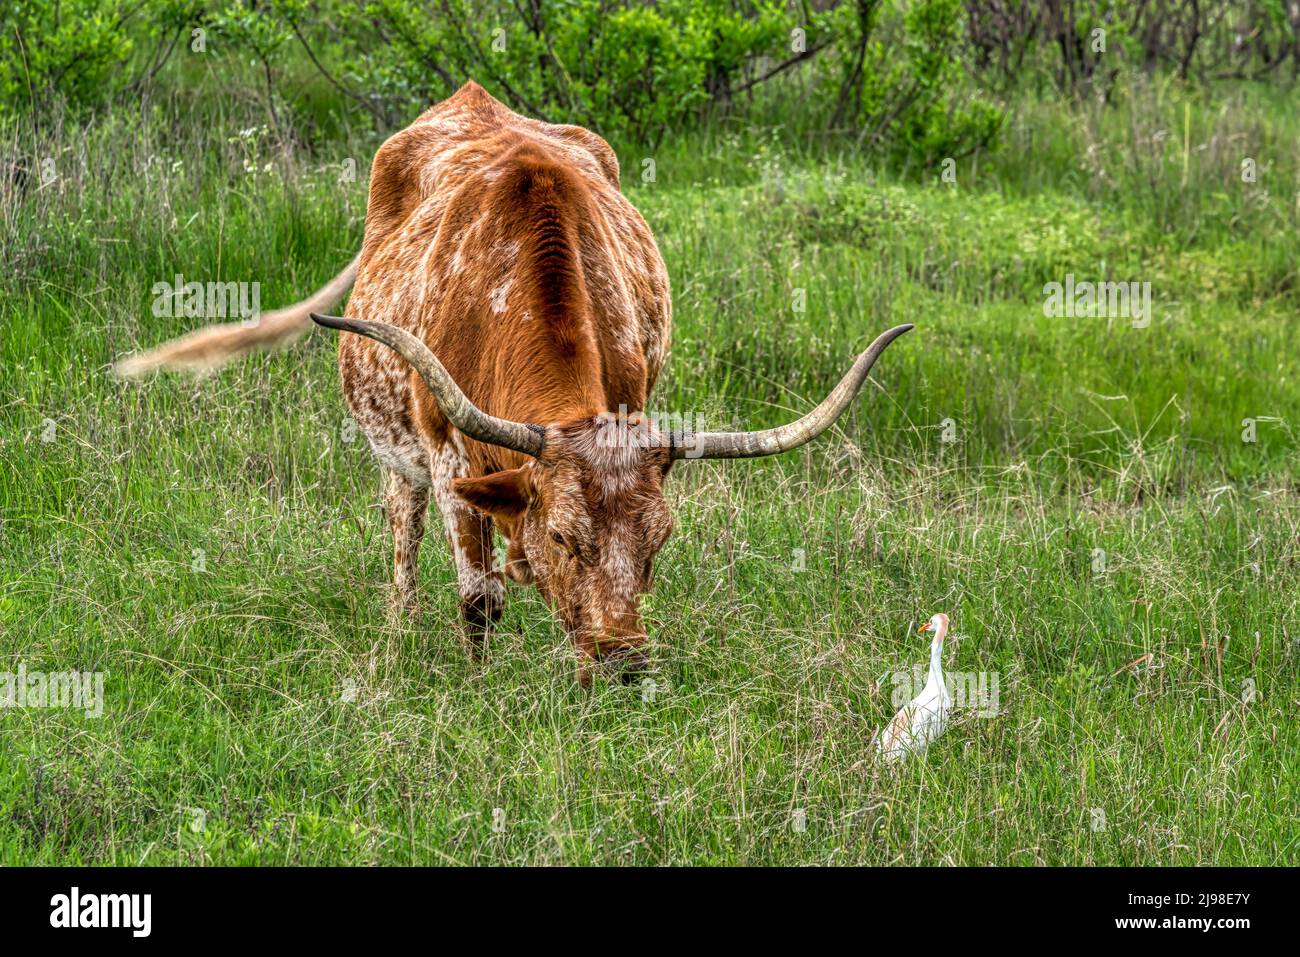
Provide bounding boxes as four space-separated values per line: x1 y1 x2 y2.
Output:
0 71 1296 864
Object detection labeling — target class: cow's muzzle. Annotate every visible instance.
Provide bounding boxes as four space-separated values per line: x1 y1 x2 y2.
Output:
608 645 650 684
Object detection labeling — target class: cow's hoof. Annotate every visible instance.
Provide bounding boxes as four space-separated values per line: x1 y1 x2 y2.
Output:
459 594 503 659
385 591 421 628
459 595 503 630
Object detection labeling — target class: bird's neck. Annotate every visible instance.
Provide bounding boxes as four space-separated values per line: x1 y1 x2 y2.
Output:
925 635 945 685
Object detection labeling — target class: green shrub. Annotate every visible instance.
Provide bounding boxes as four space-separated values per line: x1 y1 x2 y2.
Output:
0 0 1007 159
0 0 138 111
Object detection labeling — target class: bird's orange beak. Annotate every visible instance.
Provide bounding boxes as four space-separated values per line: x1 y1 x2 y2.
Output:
918 622 932 633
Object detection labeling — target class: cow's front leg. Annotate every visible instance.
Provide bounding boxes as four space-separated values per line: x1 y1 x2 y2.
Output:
449 508 505 652
385 469 429 618
430 446 505 653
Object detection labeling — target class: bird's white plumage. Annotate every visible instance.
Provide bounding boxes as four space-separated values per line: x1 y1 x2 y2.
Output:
877 613 952 762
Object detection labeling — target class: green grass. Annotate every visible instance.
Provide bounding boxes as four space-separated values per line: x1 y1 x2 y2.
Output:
0 74 1297 864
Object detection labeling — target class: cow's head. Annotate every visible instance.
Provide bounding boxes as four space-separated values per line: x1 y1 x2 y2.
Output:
452 413 673 680
311 313 911 684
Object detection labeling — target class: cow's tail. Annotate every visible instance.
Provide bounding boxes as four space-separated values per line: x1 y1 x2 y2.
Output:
114 254 360 377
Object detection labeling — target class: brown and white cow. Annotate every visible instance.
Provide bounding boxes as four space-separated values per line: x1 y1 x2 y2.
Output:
117 81 911 684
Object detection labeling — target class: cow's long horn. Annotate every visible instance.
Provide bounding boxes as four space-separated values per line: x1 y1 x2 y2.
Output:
311 314 545 457
676 323 913 460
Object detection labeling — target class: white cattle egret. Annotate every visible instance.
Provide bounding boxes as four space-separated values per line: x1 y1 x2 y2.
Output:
877 612 953 762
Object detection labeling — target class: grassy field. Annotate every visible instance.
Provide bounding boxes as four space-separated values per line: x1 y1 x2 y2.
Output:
1 74 1297 864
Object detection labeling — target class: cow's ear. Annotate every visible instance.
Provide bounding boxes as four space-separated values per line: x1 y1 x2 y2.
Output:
453 467 531 521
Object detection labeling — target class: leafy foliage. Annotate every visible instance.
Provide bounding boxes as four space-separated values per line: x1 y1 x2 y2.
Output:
0 0 1005 159
0 0 137 110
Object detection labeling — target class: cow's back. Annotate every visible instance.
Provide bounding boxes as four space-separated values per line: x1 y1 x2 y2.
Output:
340 82 670 481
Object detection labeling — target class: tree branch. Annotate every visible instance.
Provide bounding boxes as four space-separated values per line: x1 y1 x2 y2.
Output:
730 37 834 96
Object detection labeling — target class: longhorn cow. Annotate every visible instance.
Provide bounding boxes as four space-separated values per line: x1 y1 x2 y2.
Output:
117 81 912 684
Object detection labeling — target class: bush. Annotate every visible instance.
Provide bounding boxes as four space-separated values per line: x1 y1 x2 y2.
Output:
0 0 138 111
0 0 1010 159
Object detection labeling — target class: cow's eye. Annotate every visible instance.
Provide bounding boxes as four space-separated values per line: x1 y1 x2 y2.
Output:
550 531 573 555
